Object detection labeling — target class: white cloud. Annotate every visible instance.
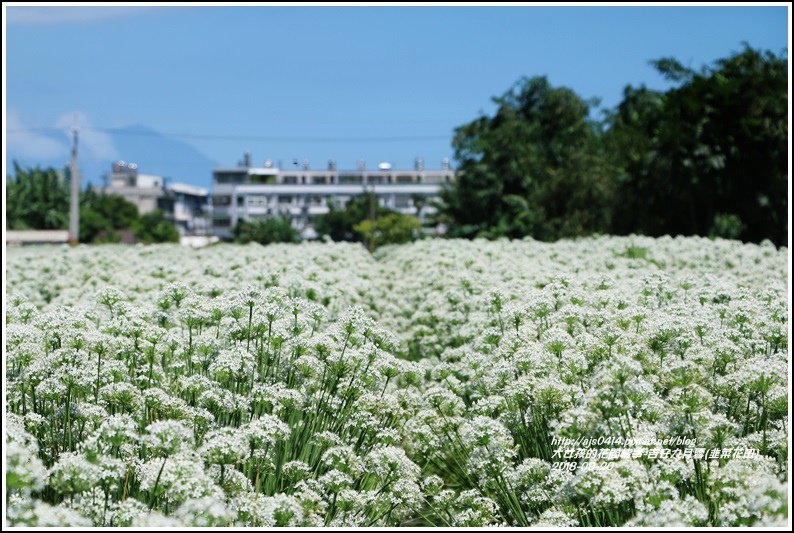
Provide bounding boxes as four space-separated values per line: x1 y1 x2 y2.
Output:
5 6 164 26
6 108 69 160
55 112 119 161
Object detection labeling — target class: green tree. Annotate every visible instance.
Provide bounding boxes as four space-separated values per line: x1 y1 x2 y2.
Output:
231 216 301 245
5 164 184 244
6 162 71 230
353 212 421 248
606 44 788 245
602 85 668 237
440 76 613 241
132 210 180 244
79 187 141 243
313 193 393 243
82 187 139 230
78 207 116 243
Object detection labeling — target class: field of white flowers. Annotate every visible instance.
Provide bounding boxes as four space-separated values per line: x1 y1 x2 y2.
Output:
4 235 789 527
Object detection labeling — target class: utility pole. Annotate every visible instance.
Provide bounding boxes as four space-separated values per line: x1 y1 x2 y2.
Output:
68 127 80 246
368 181 376 254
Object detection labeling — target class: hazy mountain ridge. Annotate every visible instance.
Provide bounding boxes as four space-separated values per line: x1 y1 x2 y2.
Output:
6 124 219 190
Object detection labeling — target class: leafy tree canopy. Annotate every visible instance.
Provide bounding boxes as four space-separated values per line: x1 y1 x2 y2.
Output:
133 209 181 244
353 211 421 249
232 216 301 245
6 163 71 231
6 162 181 244
606 43 788 245
441 44 787 246
440 75 613 241
313 193 392 243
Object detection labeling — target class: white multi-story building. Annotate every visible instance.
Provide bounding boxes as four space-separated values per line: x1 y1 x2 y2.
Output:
211 153 455 240
103 161 211 236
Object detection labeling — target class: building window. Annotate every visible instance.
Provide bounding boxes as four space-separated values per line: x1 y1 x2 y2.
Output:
247 195 267 206
237 196 245 206
157 197 175 212
279 196 293 204
396 175 415 184
338 175 362 184
329 196 349 209
250 174 276 184
214 172 246 184
395 195 412 208
214 217 231 227
214 195 231 206
282 176 298 184
312 176 327 184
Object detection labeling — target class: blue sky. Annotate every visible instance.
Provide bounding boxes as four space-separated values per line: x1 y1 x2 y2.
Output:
3 3 791 189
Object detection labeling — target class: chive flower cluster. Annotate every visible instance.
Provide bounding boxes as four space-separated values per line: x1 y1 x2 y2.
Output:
5 235 788 526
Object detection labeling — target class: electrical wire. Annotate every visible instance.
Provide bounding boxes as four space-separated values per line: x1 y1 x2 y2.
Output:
6 126 451 143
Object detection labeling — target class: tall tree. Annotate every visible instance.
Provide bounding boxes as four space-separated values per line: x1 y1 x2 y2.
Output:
6 162 71 230
440 76 612 241
606 44 788 245
603 85 669 237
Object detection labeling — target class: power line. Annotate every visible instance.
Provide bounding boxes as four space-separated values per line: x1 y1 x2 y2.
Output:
6 126 452 143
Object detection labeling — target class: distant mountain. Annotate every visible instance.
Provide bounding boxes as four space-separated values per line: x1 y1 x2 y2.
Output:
6 124 219 190
107 125 218 189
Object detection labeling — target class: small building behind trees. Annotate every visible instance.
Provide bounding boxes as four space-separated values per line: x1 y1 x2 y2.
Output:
103 161 211 236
